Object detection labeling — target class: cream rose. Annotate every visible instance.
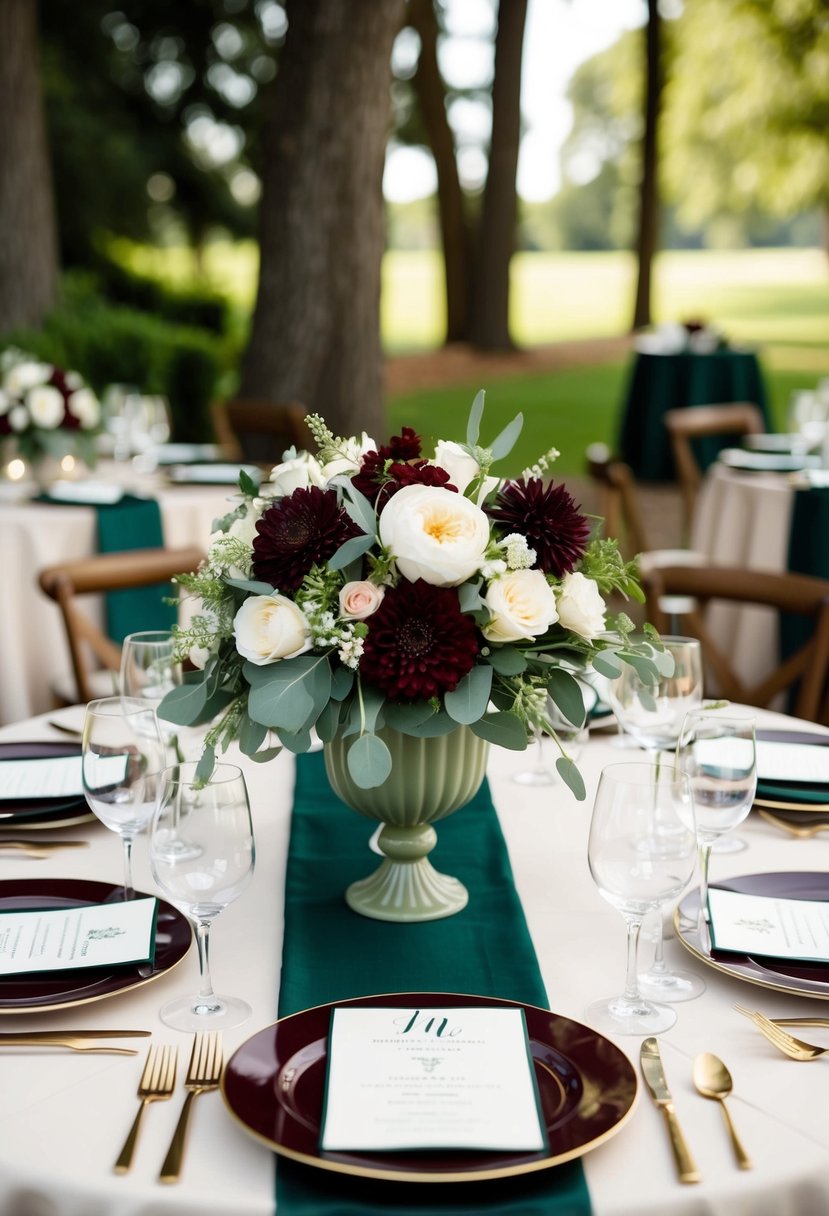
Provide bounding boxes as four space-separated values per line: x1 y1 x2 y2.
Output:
482 569 559 643
339 581 384 620
233 594 311 665
67 387 100 429
378 483 490 587
556 572 606 640
432 440 499 503
269 452 325 496
27 385 64 429
319 432 376 481
4 361 51 395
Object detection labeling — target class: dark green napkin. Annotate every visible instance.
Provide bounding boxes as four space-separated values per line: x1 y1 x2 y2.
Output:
94 495 176 644
275 750 592 1216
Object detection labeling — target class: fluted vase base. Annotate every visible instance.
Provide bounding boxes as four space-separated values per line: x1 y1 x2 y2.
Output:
344 823 468 922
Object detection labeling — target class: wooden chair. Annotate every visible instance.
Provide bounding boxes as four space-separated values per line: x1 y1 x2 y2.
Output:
216 398 313 466
585 443 650 558
37 546 205 706
663 402 765 536
641 564 829 723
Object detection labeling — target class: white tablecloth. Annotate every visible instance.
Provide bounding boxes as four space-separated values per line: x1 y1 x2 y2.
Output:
0 708 828 1216
0 469 240 725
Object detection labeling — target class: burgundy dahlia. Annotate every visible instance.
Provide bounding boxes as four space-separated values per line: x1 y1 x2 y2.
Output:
352 425 455 509
488 477 590 578
360 579 479 702
252 485 360 593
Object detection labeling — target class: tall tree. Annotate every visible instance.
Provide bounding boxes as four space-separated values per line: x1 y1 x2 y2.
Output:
0 0 59 333
631 0 662 331
240 0 405 437
468 0 528 350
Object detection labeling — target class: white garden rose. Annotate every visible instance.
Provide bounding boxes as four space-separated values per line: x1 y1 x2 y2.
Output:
269 451 326 496
378 483 490 587
8 405 29 432
432 439 499 503
233 594 311 665
482 569 559 643
188 644 212 670
27 385 64 429
319 432 376 481
67 387 100 429
339 580 384 620
4 360 51 395
556 572 606 640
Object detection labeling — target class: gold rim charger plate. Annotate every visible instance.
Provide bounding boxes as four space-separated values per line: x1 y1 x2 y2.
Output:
221 991 637 1183
675 872 829 1000
0 741 94 830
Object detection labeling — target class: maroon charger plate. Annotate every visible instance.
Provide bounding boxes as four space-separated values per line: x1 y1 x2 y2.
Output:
676 871 829 999
0 878 191 1013
0 741 94 829
221 991 638 1183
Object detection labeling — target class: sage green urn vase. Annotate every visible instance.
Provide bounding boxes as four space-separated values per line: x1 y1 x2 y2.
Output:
323 725 489 923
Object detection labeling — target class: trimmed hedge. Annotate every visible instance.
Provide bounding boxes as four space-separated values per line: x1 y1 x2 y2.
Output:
91 254 230 335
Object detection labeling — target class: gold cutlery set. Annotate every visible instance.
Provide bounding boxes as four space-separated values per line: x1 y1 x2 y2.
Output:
735 1005 829 1061
0 839 89 858
641 1036 751 1184
114 1032 224 1183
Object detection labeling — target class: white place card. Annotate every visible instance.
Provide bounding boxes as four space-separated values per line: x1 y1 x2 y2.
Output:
708 888 829 963
0 897 158 976
0 756 84 801
756 741 829 785
320 1006 547 1153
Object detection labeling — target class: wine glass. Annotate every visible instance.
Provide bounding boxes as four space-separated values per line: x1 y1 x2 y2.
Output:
149 761 256 1032
585 761 696 1035
605 637 706 1001
675 709 757 945
81 696 166 899
120 630 189 762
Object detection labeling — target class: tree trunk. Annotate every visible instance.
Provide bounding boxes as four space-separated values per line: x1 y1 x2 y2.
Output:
0 0 59 334
631 0 662 332
467 0 528 352
408 0 472 344
240 0 404 439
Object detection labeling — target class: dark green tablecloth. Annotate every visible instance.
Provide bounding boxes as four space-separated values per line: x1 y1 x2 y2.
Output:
275 750 592 1216
618 349 770 480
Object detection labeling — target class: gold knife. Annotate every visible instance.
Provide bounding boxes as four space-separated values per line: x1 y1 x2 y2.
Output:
640 1037 701 1184
0 1030 151 1041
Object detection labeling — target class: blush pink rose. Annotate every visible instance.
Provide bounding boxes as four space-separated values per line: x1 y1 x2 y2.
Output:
339 581 385 620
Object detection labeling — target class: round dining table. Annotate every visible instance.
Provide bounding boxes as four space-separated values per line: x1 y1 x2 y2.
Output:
0 705 827 1216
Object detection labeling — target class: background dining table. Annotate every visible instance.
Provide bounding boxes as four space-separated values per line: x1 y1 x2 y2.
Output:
0 462 244 725
617 347 770 480
0 704 828 1216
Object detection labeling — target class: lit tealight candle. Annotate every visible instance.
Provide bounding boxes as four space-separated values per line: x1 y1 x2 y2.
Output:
6 458 26 482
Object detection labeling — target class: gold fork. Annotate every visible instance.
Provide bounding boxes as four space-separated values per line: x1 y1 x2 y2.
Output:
114 1044 178 1173
757 810 829 839
159 1032 223 1184
734 1006 829 1061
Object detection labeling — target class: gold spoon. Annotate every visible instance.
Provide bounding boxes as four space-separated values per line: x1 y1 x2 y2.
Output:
693 1053 752 1169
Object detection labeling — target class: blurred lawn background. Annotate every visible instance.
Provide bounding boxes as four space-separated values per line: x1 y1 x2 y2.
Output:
116 241 829 476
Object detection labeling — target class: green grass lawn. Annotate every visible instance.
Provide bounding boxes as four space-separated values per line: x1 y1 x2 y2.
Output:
114 239 829 475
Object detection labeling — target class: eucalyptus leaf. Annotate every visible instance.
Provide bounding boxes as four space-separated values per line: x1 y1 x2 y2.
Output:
466 389 485 447
239 469 261 496
556 756 586 801
653 648 676 678
239 715 267 756
157 679 208 726
346 733 392 789
591 652 624 680
315 698 343 742
224 577 276 595
382 701 439 733
195 745 216 785
444 665 493 725
489 412 524 461
358 685 386 736
330 665 354 701
470 712 528 750
246 655 331 731
342 484 377 534
247 746 283 764
405 710 459 737
458 580 485 614
621 653 660 687
328 531 374 571
277 726 313 754
486 647 527 676
547 668 586 727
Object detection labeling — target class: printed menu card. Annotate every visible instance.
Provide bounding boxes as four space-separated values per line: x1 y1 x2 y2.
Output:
708 888 829 963
0 898 158 975
320 1005 547 1153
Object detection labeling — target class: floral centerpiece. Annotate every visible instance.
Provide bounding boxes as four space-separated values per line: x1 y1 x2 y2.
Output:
162 394 666 800
0 347 102 471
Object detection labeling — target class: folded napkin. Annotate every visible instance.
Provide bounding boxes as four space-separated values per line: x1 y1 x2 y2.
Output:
275 751 592 1216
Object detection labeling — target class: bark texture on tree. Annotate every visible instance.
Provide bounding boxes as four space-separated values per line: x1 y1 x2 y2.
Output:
0 0 59 334
468 0 528 352
240 0 405 439
409 0 472 344
631 0 662 332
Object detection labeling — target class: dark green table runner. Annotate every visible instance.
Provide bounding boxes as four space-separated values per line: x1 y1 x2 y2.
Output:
275 750 592 1216
781 486 829 670
95 494 176 643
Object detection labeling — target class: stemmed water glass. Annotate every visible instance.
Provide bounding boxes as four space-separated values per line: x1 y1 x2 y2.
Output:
149 761 256 1032
605 636 706 1001
585 761 696 1035
81 696 166 899
120 630 186 761
675 709 757 945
